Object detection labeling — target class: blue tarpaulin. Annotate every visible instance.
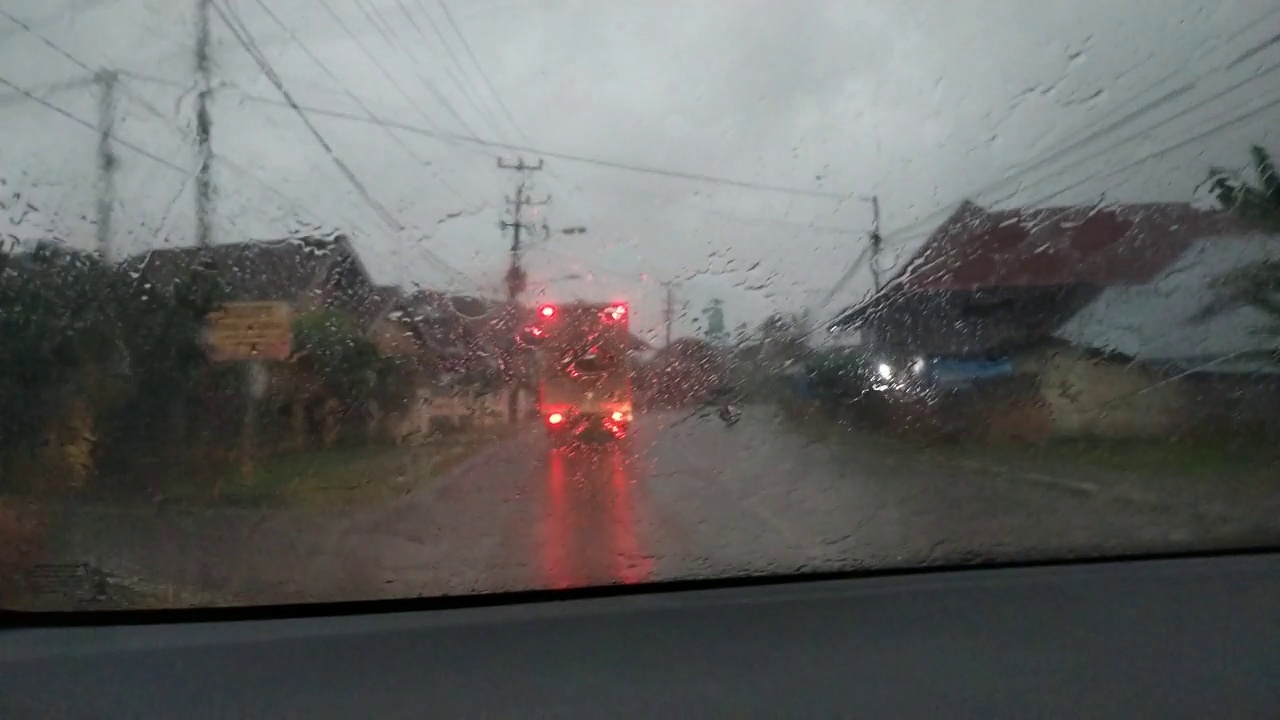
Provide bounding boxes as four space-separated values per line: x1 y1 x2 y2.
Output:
930 358 1015 382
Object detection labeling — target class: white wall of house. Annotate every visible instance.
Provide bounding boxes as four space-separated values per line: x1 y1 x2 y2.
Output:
1034 347 1185 438
1055 233 1280 373
391 388 518 443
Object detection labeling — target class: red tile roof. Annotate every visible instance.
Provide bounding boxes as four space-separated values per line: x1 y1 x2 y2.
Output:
893 201 1244 291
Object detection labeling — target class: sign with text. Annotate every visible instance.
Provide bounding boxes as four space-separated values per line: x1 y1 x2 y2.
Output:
204 302 293 361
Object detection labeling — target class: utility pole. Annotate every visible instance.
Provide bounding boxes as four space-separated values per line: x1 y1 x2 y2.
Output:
868 195 883 293
497 157 548 301
195 0 214 248
662 281 677 348
497 157 549 422
94 69 117 261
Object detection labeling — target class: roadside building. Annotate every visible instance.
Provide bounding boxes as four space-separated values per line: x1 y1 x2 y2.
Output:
833 201 1276 439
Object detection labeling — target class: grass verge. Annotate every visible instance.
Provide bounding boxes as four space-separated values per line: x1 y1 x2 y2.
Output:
785 400 1280 502
158 428 512 508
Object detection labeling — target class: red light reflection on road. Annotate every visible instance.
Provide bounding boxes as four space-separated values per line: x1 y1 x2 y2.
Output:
540 443 653 590
541 449 576 590
609 451 654 585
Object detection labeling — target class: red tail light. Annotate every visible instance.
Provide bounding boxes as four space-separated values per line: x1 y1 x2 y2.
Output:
603 304 627 322
539 304 557 318
610 411 625 421
547 412 565 425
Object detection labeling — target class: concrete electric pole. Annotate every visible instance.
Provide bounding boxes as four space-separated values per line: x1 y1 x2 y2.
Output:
868 195 883 293
498 157 548 302
195 0 215 249
662 281 678 348
94 69 118 261
497 157 549 422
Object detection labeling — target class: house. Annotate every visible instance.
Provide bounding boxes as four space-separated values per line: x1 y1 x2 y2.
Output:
1051 229 1280 437
1056 232 1280 373
835 201 1234 357
359 286 422 358
124 234 381 321
833 201 1276 439
124 235 456 357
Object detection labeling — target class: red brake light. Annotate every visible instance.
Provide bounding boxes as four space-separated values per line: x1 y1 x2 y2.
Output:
610 411 625 421
539 305 556 318
547 412 565 425
603 304 627 322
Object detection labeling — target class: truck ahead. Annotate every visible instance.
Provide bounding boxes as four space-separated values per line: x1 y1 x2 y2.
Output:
524 301 634 443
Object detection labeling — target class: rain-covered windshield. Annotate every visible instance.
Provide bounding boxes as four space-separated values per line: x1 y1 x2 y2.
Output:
2 1 1279 610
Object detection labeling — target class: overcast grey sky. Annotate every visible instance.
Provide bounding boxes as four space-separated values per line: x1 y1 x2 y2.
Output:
2 0 1278 341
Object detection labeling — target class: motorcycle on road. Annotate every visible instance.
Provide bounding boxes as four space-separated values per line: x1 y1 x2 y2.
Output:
717 403 741 426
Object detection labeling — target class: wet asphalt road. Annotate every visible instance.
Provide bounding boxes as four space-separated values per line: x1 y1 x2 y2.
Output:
48 407 1279 606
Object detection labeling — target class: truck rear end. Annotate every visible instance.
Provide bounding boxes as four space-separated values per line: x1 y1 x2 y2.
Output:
526 302 634 443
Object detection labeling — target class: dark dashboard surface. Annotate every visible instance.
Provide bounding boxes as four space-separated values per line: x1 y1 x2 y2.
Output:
3 553 1278 718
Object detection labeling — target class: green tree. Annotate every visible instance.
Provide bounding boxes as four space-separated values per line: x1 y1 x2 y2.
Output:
0 244 120 477
0 242 219 488
292 309 382 400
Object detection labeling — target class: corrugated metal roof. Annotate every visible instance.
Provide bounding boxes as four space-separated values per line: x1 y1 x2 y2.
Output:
122 235 363 303
894 201 1242 291
1056 233 1280 372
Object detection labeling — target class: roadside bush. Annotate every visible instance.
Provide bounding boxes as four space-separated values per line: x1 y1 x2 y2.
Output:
1 242 428 497
1 242 222 494
292 310 415 447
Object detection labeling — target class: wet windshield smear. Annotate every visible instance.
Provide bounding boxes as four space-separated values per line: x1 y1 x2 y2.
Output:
1 0 1279 610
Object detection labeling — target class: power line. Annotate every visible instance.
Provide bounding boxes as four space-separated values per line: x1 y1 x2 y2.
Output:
393 0 432 41
440 61 510 141
310 0 454 146
410 0 510 141
0 7 195 138
988 57 1280 208
822 91 1280 328
813 242 872 312
309 0 494 201
105 78 373 238
352 0 487 145
437 0 530 143
348 0 480 138
0 74 97 107
0 7 95 70
0 1 114 43
3 5 470 288
1227 31 1280 70
248 0 432 166
122 69 850 199
836 5 1280 257
134 80 845 199
214 2 392 223
349 0 400 46
1025 90 1280 209
0 15 368 246
243 0 478 210
113 68 492 226
814 29 1280 310
211 0 469 287
0 72 188 174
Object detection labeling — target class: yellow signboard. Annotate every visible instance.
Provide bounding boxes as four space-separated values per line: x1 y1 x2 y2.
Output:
204 302 293 361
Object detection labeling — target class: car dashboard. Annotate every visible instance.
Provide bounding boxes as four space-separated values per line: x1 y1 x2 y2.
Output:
2 552 1277 718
